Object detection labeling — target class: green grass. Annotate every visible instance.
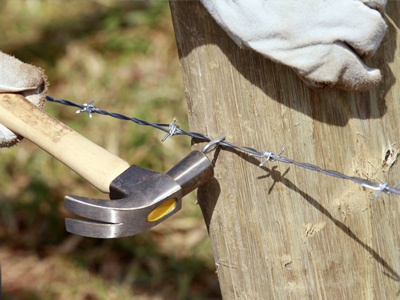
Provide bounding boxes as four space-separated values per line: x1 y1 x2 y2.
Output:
0 1 220 299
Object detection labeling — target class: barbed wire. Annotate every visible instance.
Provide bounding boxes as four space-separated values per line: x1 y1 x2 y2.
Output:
46 95 400 198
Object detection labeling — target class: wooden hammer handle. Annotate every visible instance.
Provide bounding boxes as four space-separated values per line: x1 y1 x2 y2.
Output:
0 94 130 193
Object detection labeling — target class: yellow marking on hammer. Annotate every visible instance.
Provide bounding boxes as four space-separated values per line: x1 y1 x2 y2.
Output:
147 198 176 222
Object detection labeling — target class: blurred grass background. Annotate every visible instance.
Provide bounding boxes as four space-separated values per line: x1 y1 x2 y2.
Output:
0 1 220 299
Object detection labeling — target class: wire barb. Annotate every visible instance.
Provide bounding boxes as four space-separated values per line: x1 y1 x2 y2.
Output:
162 118 179 142
251 147 285 166
76 100 96 118
45 95 400 198
362 182 391 198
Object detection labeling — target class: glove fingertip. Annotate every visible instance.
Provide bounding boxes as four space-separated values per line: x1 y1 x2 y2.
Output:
298 64 382 92
0 125 22 148
337 67 382 92
296 42 383 92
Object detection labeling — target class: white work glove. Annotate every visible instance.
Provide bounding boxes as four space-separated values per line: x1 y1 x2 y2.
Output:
200 0 387 91
0 51 48 147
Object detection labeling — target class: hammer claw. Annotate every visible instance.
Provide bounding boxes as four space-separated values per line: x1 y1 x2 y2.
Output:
64 151 214 238
65 218 124 239
65 195 124 224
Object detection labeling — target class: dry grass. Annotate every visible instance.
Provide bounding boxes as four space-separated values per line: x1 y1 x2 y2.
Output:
0 1 220 299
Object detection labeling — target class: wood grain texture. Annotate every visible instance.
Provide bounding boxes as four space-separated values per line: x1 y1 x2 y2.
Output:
170 1 400 299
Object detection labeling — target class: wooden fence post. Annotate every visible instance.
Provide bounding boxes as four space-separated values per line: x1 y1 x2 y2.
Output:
170 1 400 299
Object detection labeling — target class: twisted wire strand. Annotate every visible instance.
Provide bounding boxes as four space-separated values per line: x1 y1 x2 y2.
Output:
45 95 400 197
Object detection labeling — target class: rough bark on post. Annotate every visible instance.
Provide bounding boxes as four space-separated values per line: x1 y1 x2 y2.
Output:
170 1 400 299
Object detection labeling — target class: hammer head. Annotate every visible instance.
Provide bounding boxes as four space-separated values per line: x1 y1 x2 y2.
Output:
65 151 213 238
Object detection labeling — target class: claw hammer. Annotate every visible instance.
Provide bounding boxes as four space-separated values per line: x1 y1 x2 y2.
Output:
0 94 214 238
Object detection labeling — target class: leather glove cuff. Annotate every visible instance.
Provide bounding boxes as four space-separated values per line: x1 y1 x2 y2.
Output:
0 51 48 147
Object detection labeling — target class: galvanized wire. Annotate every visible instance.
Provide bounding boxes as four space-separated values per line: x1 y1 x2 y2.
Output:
46 95 400 198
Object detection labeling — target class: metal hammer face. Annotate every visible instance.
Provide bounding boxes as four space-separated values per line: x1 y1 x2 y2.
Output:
65 151 213 238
